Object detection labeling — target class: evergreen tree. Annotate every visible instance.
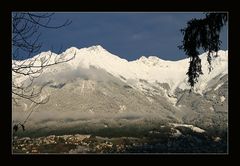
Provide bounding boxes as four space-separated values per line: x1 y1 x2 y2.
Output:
179 13 227 88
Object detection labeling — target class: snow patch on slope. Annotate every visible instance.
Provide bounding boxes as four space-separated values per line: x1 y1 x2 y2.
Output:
170 123 205 133
214 82 224 91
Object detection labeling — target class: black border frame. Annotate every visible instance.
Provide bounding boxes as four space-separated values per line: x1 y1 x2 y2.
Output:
1 0 238 164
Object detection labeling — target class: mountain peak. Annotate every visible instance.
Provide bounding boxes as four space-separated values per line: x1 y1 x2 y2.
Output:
139 56 148 61
63 45 107 55
137 55 164 65
64 47 79 54
148 56 162 61
85 45 106 52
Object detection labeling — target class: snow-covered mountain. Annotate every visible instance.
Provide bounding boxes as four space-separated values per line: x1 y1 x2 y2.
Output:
13 45 228 91
12 45 228 134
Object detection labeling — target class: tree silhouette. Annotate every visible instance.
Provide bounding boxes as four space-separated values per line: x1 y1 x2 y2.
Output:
12 12 76 131
179 13 227 88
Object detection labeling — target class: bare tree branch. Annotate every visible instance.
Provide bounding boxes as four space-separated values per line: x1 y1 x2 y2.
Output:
12 12 75 126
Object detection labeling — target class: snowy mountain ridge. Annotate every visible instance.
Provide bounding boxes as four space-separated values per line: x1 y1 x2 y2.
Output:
13 45 228 95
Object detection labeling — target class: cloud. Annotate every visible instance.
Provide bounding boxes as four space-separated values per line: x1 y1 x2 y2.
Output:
33 65 117 87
